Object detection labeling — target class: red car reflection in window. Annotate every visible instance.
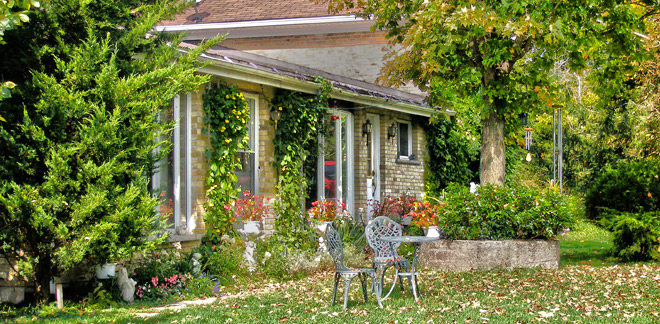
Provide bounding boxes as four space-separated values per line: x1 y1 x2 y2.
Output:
324 161 336 198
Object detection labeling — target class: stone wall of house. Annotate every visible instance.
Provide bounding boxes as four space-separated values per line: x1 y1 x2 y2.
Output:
183 78 280 239
352 109 428 222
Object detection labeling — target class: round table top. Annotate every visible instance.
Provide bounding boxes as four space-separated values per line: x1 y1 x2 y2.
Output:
379 235 440 244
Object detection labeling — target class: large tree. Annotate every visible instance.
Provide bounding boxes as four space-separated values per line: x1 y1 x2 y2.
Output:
324 0 653 186
0 0 219 303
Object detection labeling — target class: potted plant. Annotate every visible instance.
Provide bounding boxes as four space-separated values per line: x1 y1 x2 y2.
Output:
308 199 348 231
230 191 270 235
407 201 442 237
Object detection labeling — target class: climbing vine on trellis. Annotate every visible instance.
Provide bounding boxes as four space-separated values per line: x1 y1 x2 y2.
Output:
202 83 250 244
271 77 332 250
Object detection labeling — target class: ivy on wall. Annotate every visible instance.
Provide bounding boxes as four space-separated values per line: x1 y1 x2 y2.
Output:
202 84 250 243
425 115 478 196
271 78 332 249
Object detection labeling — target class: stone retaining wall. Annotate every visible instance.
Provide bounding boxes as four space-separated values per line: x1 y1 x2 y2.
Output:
419 240 560 271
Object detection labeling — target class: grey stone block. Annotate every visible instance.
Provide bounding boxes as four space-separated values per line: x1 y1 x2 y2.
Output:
419 239 559 271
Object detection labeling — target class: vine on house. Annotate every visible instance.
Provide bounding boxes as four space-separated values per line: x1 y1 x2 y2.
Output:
202 84 250 243
271 77 332 249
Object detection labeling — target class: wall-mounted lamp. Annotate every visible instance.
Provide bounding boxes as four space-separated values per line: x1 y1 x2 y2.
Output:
387 122 398 144
270 108 281 129
362 119 372 137
362 119 372 147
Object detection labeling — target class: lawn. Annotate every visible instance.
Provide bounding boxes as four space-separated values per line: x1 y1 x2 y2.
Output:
4 220 660 324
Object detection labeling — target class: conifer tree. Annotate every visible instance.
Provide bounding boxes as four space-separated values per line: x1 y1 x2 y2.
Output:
0 0 219 303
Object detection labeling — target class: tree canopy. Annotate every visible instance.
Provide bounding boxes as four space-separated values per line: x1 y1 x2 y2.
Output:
324 0 654 186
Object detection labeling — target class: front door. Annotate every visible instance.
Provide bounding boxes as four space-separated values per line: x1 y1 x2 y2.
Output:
366 114 380 221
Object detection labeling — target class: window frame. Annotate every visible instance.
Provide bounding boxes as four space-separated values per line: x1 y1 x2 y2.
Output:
397 120 413 159
236 93 260 196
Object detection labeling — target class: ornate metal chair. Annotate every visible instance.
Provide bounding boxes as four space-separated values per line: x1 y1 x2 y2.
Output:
326 224 381 310
365 216 411 298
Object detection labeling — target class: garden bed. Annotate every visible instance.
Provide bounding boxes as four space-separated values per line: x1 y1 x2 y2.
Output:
419 239 559 271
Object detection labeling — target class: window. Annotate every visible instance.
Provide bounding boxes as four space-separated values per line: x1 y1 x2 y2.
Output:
318 111 354 215
397 121 412 158
152 93 192 233
235 95 259 196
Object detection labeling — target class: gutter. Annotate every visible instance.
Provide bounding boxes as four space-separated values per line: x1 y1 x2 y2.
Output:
156 15 363 33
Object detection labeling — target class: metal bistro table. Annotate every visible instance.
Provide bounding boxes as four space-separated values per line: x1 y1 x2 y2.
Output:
379 235 440 302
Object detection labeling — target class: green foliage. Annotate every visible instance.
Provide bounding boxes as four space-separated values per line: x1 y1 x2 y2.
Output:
202 84 250 243
325 0 650 185
603 211 660 262
270 81 330 250
424 115 478 195
82 284 118 309
0 0 220 304
585 158 660 221
439 183 574 240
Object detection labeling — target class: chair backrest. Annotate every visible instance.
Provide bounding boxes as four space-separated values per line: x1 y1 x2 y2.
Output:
365 216 403 261
325 224 347 270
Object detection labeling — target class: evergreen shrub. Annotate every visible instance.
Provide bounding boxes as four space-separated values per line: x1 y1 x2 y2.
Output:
603 211 660 261
585 158 660 221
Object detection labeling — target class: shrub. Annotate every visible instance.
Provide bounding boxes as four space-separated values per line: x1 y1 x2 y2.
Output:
585 158 660 222
602 211 660 261
439 183 574 240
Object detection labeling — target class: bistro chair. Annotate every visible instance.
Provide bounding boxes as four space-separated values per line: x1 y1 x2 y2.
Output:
326 224 381 310
365 216 411 298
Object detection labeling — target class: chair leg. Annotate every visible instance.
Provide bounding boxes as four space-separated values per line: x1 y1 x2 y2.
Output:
331 272 339 306
370 272 382 307
342 274 356 312
359 273 368 303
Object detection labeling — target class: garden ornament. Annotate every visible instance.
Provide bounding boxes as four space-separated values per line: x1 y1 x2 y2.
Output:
117 266 136 303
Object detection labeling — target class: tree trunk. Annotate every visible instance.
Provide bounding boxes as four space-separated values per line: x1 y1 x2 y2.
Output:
480 112 506 186
34 255 53 305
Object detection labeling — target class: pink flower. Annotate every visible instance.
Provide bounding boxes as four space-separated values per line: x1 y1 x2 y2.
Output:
223 204 231 211
151 277 159 287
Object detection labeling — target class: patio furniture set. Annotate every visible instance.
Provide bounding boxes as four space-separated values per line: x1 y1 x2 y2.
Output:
326 216 440 311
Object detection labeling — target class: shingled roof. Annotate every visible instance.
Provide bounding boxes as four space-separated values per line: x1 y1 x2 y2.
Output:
161 0 344 26
181 43 454 117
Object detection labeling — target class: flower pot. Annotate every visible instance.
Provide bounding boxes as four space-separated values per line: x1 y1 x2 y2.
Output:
243 221 262 235
316 221 332 233
95 263 117 279
424 225 440 238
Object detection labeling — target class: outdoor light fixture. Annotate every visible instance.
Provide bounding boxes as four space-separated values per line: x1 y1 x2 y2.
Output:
270 109 280 129
387 122 398 143
362 119 372 137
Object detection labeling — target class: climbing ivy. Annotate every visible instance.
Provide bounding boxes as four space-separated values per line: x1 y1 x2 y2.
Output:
202 84 250 243
425 115 479 196
271 78 332 250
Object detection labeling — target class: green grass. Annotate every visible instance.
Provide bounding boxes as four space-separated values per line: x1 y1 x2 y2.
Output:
5 221 660 323
559 218 618 266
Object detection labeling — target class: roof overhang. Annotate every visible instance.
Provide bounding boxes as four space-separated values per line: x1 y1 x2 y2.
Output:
196 53 451 118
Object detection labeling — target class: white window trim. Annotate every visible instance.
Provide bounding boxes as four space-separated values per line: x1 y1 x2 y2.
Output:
397 120 413 159
317 110 354 215
243 93 260 195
